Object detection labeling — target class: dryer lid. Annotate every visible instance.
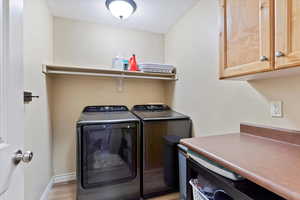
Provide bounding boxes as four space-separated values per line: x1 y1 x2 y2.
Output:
132 104 189 121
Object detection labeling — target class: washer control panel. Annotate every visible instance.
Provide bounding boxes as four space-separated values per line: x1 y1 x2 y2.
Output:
83 106 129 112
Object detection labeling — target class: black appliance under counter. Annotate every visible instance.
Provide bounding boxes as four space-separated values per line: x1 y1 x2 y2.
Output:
186 157 285 200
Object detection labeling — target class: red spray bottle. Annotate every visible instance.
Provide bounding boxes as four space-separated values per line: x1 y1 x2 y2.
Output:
129 54 139 71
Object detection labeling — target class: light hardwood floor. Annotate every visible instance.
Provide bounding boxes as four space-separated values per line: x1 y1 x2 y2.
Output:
48 182 180 200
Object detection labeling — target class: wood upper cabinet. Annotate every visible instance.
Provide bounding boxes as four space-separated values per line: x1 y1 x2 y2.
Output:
219 0 274 79
275 0 300 69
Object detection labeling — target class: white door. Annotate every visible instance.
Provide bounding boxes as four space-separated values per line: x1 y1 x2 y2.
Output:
0 0 30 200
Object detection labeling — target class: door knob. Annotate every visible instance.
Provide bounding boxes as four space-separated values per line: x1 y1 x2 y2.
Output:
22 151 33 163
13 150 33 165
275 51 285 57
260 56 268 62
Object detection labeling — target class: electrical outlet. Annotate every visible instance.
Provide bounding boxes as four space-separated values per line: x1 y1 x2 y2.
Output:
270 101 283 118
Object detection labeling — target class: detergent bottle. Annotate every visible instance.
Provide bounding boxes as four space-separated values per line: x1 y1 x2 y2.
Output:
129 54 139 71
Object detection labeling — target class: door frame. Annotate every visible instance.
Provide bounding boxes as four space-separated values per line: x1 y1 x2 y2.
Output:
0 0 7 142
0 0 24 199
0 0 24 142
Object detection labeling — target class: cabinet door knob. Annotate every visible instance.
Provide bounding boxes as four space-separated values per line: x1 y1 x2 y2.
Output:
276 51 285 57
260 56 268 62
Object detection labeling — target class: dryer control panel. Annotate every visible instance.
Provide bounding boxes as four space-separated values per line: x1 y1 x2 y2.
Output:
132 104 170 112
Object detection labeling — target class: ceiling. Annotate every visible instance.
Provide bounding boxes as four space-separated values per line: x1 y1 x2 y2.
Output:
47 0 199 34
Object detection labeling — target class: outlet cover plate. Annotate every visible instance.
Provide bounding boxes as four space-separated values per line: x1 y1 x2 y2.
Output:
270 101 283 118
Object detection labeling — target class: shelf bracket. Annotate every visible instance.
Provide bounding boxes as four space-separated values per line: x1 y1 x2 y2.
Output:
117 77 124 92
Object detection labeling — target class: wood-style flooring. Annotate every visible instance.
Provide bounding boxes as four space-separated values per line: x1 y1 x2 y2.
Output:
48 182 180 200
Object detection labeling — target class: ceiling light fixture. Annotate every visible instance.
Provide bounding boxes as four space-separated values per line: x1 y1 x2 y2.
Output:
106 0 137 20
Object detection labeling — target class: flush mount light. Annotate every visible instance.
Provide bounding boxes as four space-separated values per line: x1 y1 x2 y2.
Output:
106 0 137 20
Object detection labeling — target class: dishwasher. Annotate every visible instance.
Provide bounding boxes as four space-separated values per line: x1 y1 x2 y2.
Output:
185 151 286 200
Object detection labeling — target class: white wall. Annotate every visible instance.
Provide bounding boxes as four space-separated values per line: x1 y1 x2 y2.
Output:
165 0 300 137
54 17 165 66
23 0 53 199
51 17 167 175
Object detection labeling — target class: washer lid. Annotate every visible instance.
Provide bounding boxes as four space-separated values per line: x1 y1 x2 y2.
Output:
78 105 139 124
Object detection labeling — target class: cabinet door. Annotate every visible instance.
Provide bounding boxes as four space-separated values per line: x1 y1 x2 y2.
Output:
275 0 300 69
219 0 274 79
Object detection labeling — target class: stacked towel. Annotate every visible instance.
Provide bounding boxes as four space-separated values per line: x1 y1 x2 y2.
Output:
139 63 175 74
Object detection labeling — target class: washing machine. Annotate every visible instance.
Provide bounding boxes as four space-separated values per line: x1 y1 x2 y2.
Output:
76 105 140 200
132 104 191 198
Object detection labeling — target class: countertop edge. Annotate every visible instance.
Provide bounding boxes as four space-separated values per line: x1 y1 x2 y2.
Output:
180 136 300 200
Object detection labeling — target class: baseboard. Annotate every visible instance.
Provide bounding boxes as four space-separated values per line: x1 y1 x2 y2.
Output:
39 172 77 200
39 177 54 200
53 172 76 184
